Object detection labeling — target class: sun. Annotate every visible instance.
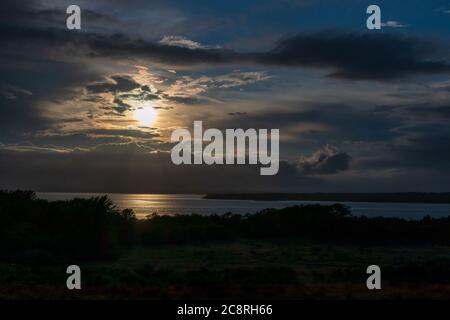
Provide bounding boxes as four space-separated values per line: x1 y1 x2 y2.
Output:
134 105 157 127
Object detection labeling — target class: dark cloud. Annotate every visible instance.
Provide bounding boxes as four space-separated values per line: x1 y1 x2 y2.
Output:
358 137 450 172
3 128 160 151
1 17 449 80
350 99 450 173
0 143 319 193
0 23 243 65
118 90 160 102
163 95 204 105
60 118 84 123
216 102 401 143
297 145 352 175
383 128 450 170
103 111 126 117
407 105 450 119
0 85 32 100
86 75 140 94
375 103 450 120
228 112 248 116
0 53 102 144
0 88 48 144
153 106 173 110
85 76 162 113
257 31 450 79
400 131 450 167
22 133 128 150
85 128 160 139
112 97 133 113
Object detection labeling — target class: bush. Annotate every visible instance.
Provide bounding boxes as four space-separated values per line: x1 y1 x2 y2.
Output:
0 190 135 262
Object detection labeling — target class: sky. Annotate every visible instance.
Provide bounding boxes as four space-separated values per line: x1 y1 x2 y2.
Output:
0 0 450 193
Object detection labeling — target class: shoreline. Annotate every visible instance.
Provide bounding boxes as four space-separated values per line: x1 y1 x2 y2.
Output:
204 193 450 204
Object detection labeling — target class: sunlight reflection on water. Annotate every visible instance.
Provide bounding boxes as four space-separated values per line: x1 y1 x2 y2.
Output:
37 193 450 220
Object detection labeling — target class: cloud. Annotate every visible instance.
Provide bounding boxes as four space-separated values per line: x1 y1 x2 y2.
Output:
406 104 450 119
0 126 163 156
357 129 450 172
0 85 32 100
119 90 160 101
161 71 272 104
86 75 141 94
228 112 248 116
112 97 133 113
17 133 128 150
84 128 160 140
212 71 272 88
428 80 450 91
398 130 450 168
381 21 408 28
82 69 271 112
85 74 163 115
172 71 270 91
0 57 102 145
159 35 208 49
0 143 320 193
219 102 401 143
257 31 450 80
2 23 449 81
297 145 352 174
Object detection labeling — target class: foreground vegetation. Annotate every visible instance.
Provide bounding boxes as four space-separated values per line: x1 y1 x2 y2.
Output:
2 241 450 299
1 190 450 299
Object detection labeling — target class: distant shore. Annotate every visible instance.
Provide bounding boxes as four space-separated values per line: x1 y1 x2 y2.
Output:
204 193 450 204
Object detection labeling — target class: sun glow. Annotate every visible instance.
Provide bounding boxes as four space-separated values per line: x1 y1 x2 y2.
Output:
134 105 157 127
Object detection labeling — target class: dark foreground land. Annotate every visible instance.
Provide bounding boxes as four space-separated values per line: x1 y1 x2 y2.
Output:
2 190 450 299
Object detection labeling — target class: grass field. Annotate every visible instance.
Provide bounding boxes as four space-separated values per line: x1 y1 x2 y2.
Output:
2 240 450 299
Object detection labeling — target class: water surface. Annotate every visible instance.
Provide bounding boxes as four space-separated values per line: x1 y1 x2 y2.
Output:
37 193 450 220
